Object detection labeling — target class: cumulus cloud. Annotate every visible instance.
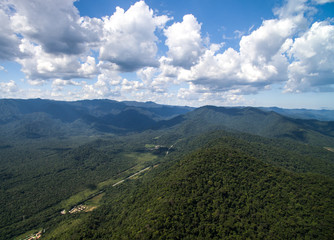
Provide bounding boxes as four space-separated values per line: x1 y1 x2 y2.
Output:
17 39 98 83
285 21 334 92
0 8 21 60
239 16 302 64
177 83 245 106
137 67 158 85
274 0 314 19
170 0 334 95
82 61 123 99
52 79 81 87
177 15 300 93
153 57 180 85
99 1 170 72
51 79 81 93
83 70 145 100
136 57 183 94
0 80 18 94
164 14 204 68
0 0 102 85
144 0 318 97
9 0 96 55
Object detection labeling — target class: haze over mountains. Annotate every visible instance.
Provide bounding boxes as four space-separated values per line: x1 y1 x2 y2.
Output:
260 107 334 122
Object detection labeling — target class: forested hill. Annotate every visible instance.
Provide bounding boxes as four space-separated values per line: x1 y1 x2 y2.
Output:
177 106 334 147
49 134 334 239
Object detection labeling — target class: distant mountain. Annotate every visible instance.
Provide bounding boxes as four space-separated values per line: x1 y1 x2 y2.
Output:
261 107 334 121
0 98 192 121
123 100 194 119
0 99 192 138
1 99 333 147
173 106 334 147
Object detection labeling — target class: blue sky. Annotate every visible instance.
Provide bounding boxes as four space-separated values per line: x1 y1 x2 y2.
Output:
0 0 333 109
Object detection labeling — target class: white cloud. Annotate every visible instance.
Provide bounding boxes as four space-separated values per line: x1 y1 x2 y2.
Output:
99 1 170 72
177 16 299 93
51 79 81 92
0 0 101 84
239 17 302 64
143 1 311 99
82 81 121 99
177 83 245 106
170 0 326 95
274 0 320 20
121 78 144 92
83 63 123 99
179 47 241 88
82 74 145 100
153 57 180 85
313 0 334 4
137 67 158 85
164 14 204 68
0 8 21 60
78 56 98 78
285 21 334 92
0 80 18 94
17 39 98 83
9 0 96 55
52 79 81 87
136 57 183 94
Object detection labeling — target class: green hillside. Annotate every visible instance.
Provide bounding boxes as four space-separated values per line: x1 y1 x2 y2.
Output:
177 106 334 147
48 135 334 239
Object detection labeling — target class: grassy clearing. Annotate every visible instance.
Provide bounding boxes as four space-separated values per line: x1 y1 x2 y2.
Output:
86 193 105 206
99 152 158 188
59 188 97 209
98 177 121 189
124 152 157 164
43 218 83 240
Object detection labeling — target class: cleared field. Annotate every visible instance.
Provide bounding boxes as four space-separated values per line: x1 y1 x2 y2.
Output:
43 218 83 240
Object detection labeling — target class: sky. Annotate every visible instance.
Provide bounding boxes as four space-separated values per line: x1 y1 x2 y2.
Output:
0 0 333 109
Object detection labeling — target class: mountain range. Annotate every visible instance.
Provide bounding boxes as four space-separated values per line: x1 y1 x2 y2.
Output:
1 98 333 147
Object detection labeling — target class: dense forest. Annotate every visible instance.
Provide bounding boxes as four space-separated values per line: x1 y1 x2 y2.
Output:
0 99 334 239
58 142 334 239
